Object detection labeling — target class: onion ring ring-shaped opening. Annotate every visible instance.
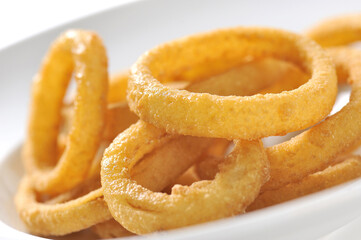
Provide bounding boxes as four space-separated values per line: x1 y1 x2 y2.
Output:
128 27 337 139
306 14 361 47
23 30 108 195
101 121 269 234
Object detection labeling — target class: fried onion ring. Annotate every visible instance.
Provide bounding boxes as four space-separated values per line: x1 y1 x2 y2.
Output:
23 30 108 195
306 14 361 47
248 155 361 211
262 47 361 191
128 27 337 139
101 120 269 234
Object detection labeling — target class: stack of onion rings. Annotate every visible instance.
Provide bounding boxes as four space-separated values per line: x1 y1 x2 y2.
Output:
14 14 361 239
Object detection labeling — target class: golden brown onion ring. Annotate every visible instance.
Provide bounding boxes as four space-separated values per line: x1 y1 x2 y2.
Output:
92 166 202 239
248 155 361 211
262 47 361 191
101 120 269 234
128 27 337 139
23 30 108 195
306 14 361 47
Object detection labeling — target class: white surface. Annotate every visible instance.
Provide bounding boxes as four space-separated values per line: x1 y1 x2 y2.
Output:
0 0 126 50
1 0 361 239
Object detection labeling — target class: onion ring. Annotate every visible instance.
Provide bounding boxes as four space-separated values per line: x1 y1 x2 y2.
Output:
16 127 211 236
262 47 361 191
128 27 337 139
101 120 269 234
23 30 108 195
248 155 361 211
92 165 201 239
306 14 361 47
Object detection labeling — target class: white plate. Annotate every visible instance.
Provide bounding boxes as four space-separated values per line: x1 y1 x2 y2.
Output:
1 0 361 239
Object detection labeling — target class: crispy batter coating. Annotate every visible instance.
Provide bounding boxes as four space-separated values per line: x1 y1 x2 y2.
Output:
128 27 337 139
23 30 108 195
